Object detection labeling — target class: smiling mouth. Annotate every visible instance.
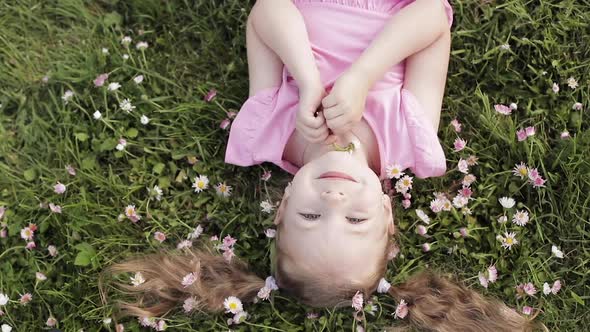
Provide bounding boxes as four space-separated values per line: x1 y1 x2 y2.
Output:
318 171 357 182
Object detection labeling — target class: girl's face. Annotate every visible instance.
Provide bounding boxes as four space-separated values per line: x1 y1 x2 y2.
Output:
275 151 395 284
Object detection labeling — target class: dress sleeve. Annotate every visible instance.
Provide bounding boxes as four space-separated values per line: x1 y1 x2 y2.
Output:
440 0 454 28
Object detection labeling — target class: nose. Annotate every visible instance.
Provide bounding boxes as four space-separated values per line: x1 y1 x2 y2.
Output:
320 190 345 202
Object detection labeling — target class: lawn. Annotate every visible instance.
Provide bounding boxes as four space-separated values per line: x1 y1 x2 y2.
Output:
0 0 589 331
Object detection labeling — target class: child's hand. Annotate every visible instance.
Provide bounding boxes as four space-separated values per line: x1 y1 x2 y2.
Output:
296 82 337 144
321 70 370 135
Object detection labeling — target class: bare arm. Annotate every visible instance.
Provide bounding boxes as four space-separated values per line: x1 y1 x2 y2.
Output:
347 0 450 88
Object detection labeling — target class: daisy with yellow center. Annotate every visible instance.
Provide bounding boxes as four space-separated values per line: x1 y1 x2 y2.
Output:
215 182 232 198
223 296 243 314
192 175 209 193
400 175 413 189
125 205 136 218
512 162 529 179
501 232 518 249
385 164 404 179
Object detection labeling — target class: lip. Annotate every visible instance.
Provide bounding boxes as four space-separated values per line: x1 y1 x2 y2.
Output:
318 171 357 182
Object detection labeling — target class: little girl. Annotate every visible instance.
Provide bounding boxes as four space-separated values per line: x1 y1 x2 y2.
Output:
102 1 541 330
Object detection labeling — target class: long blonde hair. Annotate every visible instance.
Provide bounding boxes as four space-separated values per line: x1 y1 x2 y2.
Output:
100 240 545 331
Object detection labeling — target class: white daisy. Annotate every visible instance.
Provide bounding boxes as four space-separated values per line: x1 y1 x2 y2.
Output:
498 197 515 209
133 75 144 84
140 115 150 125
93 110 102 119
223 296 243 314
62 90 74 104
107 82 121 91
512 210 529 226
214 182 232 197
119 99 136 113
551 245 564 258
567 77 578 89
130 272 145 286
377 278 391 293
500 232 518 250
260 200 274 214
192 175 209 193
415 209 430 224
136 42 148 50
188 225 204 240
385 164 404 179
101 47 109 54
121 36 132 45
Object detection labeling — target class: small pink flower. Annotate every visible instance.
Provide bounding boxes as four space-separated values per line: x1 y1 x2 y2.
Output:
222 235 237 250
450 118 462 132
26 241 36 249
181 272 198 287
527 168 540 181
532 176 546 188
223 248 235 262
116 324 125 332
422 243 431 252
552 82 559 93
46 317 57 327
49 203 62 214
516 129 528 141
183 297 198 313
416 225 427 236
307 312 319 319
48 245 58 257
523 282 537 296
204 89 217 102
550 280 562 295
462 174 477 187
177 240 192 250
351 291 363 312
560 130 570 139
21 226 34 240
36 272 47 281
453 138 466 152
572 102 583 111
459 186 472 198
394 299 409 319
494 104 512 115
510 103 518 110
257 286 271 300
65 165 76 176
93 73 109 87
457 159 469 174
388 243 400 260
264 228 276 238
525 126 535 137
261 170 272 181
220 118 231 130
54 182 66 194
522 306 533 315
210 235 218 241
227 111 237 119
478 272 489 288
401 199 411 209
459 227 468 238
19 293 33 305
488 266 498 283
154 232 166 243
0 229 6 238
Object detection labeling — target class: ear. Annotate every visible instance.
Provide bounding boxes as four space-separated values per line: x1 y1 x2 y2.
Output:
382 194 395 236
273 184 291 225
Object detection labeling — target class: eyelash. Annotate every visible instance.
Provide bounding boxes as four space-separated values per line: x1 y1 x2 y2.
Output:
299 213 367 224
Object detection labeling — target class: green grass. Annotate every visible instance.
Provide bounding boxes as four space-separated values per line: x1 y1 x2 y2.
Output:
0 0 589 331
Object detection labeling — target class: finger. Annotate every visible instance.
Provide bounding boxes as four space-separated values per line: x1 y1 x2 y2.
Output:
326 113 350 130
331 123 353 135
300 112 325 129
297 121 327 142
323 105 344 120
323 134 338 145
321 94 338 108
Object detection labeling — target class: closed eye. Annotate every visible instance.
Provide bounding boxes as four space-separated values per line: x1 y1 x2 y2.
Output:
299 213 320 220
346 217 368 224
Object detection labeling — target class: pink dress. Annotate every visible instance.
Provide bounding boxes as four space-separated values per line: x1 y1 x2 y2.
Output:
225 0 453 179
